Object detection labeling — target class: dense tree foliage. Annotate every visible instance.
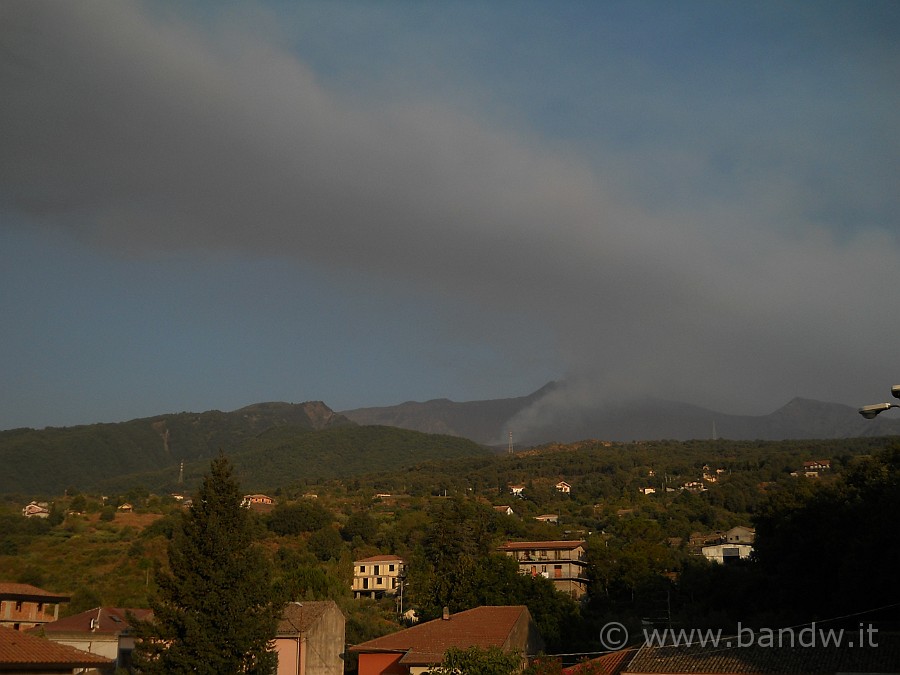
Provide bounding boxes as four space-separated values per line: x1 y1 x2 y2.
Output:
752 446 900 622
133 455 280 674
431 646 522 675
267 500 333 535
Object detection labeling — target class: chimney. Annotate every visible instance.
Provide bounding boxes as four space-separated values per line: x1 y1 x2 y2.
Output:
442 607 450 621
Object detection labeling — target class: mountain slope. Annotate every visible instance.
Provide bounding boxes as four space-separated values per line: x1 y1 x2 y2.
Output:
0 401 353 494
342 385 900 445
97 425 490 493
341 382 558 445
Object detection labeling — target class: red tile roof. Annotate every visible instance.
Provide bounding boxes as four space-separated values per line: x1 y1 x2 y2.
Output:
0 582 70 602
33 607 152 635
500 540 585 551
351 606 535 665
625 635 900 674
564 648 636 674
0 625 113 667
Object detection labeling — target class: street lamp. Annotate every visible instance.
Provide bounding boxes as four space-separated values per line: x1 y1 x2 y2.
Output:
858 385 900 419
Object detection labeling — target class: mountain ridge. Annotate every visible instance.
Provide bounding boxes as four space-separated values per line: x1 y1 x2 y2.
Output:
341 385 900 445
4 386 900 495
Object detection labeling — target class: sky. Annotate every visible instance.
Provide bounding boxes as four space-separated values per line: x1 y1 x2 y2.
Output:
1 0 899 431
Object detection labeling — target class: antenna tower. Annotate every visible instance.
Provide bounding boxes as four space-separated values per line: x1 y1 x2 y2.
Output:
508 430 513 455
178 460 184 484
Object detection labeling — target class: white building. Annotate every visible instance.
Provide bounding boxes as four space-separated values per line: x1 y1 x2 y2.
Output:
702 543 753 564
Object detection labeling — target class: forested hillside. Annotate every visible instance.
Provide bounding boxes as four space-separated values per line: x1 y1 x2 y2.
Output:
1 400 493 495
97 425 491 494
2 436 897 665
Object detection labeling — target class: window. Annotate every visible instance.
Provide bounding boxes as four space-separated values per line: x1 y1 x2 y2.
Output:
374 565 380 575
359 565 366 574
15 601 22 611
377 577 384 586
389 564 395 572
554 565 563 578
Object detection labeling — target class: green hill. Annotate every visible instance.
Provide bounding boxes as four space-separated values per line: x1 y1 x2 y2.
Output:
0 401 357 494
97 425 491 493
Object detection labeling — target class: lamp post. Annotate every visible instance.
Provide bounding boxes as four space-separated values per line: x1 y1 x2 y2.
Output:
858 385 900 419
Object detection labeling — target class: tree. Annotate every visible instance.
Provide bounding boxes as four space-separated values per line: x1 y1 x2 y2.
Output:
133 455 280 674
267 500 332 535
430 646 521 675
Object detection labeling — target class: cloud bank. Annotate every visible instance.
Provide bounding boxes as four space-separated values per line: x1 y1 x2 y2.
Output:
2 1 899 424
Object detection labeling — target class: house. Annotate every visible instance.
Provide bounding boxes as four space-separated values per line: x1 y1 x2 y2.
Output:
682 481 707 493
353 555 405 599
350 605 544 675
701 543 753 564
724 526 755 544
803 459 831 471
499 541 589 599
0 624 113 673
639 487 656 495
275 601 345 675
0 583 70 630
117 502 133 512
494 505 515 516
555 481 571 494
241 494 274 508
509 485 525 497
21 501 50 519
31 606 152 672
534 514 559 525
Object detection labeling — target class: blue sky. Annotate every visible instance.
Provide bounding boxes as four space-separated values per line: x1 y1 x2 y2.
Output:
1 1 899 430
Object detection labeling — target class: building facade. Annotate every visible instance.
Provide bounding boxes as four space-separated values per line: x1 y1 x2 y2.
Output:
499 541 589 599
0 582 70 630
275 601 345 675
353 555 405 599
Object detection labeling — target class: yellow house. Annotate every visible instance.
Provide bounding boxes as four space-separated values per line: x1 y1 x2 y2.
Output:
352 555 405 599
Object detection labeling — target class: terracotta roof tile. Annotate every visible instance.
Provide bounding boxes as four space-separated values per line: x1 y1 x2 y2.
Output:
0 625 113 667
33 607 151 635
565 648 636 674
625 634 900 674
351 606 531 658
0 582 70 602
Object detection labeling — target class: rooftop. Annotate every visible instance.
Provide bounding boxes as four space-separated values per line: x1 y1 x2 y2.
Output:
354 554 405 563
33 607 151 635
625 635 900 674
351 605 534 664
500 540 586 551
0 582 70 603
0 625 113 668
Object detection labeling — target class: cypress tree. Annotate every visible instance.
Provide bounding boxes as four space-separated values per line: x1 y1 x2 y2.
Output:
133 455 279 674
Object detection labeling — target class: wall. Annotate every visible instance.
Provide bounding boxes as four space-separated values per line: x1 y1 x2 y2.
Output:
357 652 406 675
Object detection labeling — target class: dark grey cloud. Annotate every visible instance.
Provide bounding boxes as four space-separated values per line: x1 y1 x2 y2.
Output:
2 1 898 422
